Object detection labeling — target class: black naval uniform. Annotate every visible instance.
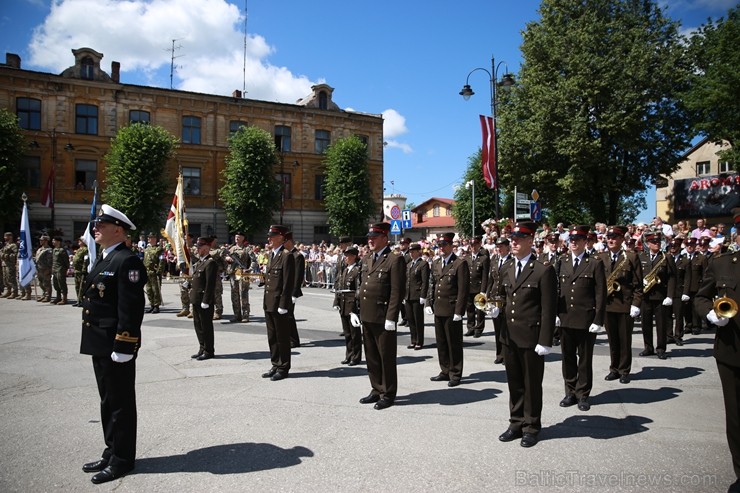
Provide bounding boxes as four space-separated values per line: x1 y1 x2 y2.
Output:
190 253 218 357
80 243 147 473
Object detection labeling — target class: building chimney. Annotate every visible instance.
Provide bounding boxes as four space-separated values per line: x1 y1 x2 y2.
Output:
5 53 21 68
111 61 120 83
232 89 242 99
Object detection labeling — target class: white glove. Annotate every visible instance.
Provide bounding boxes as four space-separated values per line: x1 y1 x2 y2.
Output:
332 305 340 311
534 344 551 356
200 302 209 309
453 314 463 322
111 352 133 363
350 313 361 327
292 296 297 304
630 305 640 318
662 297 673 306
488 306 501 319
681 294 690 302
555 316 561 327
384 320 396 331
278 307 288 315
588 323 602 333
425 306 433 315
707 309 730 327
420 298 427 305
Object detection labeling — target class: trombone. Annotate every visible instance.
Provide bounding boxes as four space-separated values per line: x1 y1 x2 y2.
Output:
714 296 738 319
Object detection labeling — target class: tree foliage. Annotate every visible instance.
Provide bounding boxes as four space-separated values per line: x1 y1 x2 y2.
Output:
0 109 25 226
684 6 740 164
498 0 690 225
323 135 375 237
452 150 498 238
102 123 177 232
220 125 280 234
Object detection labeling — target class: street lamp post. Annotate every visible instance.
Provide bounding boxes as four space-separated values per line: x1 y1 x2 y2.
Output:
459 56 515 221
465 179 475 238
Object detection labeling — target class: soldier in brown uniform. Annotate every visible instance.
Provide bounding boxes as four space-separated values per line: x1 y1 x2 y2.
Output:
35 234 53 302
177 234 195 317
465 235 489 338
555 225 606 412
284 232 304 348
190 237 219 360
639 230 677 359
599 225 643 384
357 223 406 410
537 233 560 266
490 221 556 448
667 237 692 345
225 232 252 323
404 243 429 350
208 236 225 320
333 246 362 365
397 237 412 326
426 232 470 387
685 237 707 336
51 236 70 305
487 237 514 364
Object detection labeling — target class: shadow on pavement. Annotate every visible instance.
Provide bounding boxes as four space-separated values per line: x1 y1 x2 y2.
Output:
632 366 705 381
545 414 653 440
592 386 682 405
466 369 508 384
396 386 501 406
215 351 271 361
287 367 367 379
134 442 314 475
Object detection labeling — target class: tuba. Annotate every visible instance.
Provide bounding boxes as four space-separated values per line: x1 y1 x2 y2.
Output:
714 296 738 319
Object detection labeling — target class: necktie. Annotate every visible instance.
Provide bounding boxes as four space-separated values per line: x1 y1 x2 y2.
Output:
612 254 618 268
651 254 656 263
574 257 580 269
498 258 503 269
516 261 522 278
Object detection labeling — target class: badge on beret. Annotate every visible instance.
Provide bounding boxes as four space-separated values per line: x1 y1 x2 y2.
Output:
128 270 141 283
97 282 106 298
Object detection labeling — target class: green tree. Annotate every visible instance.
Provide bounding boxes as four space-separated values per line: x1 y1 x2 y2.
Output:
0 109 27 226
323 135 375 237
452 150 498 238
220 125 280 234
498 0 690 225
102 123 178 231
684 6 740 164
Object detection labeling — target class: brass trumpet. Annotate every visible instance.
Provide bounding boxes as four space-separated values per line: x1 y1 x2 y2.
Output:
234 268 265 283
714 296 738 319
473 293 504 312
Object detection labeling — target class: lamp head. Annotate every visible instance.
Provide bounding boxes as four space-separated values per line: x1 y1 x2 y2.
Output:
459 84 474 100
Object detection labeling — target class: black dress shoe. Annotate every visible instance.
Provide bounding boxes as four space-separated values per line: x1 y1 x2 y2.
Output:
675 338 684 346
146 306 154 313
464 330 475 337
639 349 655 357
605 371 620 381
494 357 504 365
692 329 701 335
191 351 204 359
553 338 561 346
152 306 160 314
91 466 133 484
82 459 108 473
340 359 350 364
359 393 380 404
520 433 538 448
560 394 578 407
374 398 393 410
657 351 667 360
447 380 460 387
196 352 214 361
270 371 288 381
398 320 408 326
473 330 482 338
430 374 450 382
498 429 523 442
262 368 277 378
619 375 630 384
414 345 423 350
348 361 360 366
577 398 591 411
406 344 416 349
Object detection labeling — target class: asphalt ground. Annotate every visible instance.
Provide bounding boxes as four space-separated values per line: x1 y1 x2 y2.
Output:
0 279 735 492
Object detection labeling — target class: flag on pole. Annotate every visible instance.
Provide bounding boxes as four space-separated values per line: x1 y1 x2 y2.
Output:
480 115 497 190
40 168 55 208
82 183 98 272
19 199 37 287
162 174 190 274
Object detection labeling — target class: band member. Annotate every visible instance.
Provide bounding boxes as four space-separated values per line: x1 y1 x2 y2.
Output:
398 237 412 326
190 237 218 360
80 204 146 484
599 225 643 384
465 235 489 338
404 243 429 349
694 220 740 493
333 246 362 365
426 232 470 387
490 221 557 448
225 232 253 323
487 237 514 364
685 237 708 336
555 225 606 412
284 231 304 347
639 230 677 359
262 225 295 381
538 233 560 266
357 223 405 410
668 237 692 346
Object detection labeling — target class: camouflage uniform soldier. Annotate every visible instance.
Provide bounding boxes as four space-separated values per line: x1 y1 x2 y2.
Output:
143 232 164 313
225 232 252 323
209 236 225 320
51 236 70 305
1 232 19 299
35 235 53 302
177 234 195 317
72 237 89 306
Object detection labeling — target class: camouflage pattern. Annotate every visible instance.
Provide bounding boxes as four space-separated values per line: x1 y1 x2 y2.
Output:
72 245 88 302
51 246 69 298
227 244 252 320
35 245 53 299
143 244 164 307
209 246 226 316
1 241 19 296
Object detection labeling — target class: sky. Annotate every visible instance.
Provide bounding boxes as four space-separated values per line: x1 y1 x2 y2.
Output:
0 0 735 225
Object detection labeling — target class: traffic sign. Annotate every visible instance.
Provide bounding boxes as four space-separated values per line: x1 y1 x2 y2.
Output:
390 205 401 220
402 209 412 229
390 219 402 235
530 201 542 221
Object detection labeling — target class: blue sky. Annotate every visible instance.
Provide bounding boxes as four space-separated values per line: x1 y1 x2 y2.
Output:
0 0 734 224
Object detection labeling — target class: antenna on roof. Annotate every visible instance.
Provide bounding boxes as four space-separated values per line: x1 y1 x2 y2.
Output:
167 38 185 90
242 0 248 95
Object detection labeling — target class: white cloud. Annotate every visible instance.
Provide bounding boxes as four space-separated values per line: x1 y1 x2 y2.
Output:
27 0 316 102
381 108 413 154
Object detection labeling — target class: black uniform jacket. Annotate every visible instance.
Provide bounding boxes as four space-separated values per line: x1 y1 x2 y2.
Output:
467 248 490 294
405 257 430 301
263 247 295 312
333 261 360 316
190 255 218 306
427 253 470 317
358 247 406 324
555 253 607 329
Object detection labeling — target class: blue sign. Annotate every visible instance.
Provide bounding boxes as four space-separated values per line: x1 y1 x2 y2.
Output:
530 201 542 222
390 219 402 235
401 209 412 229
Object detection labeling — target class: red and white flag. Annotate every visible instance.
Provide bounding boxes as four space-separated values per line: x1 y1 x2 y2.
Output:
162 174 190 274
40 168 55 208
480 115 497 190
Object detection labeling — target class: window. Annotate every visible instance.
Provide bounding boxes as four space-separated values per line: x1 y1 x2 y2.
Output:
275 125 291 152
129 110 150 124
315 175 326 200
229 120 247 136
182 116 201 144
17 97 41 130
719 161 734 173
433 205 440 217
315 129 330 154
356 134 369 156
696 161 710 175
183 167 201 195
81 56 94 80
75 159 97 190
314 225 329 235
276 173 292 199
22 156 41 188
318 91 328 110
75 104 98 135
